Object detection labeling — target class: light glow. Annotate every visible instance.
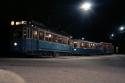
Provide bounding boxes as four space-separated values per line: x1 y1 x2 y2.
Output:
48 34 52 38
46 34 52 38
34 31 38 35
119 26 125 31
73 42 78 44
14 42 18 46
82 37 84 40
74 49 77 51
16 22 20 25
11 21 14 26
70 36 72 39
21 21 27 24
111 34 114 37
80 2 92 11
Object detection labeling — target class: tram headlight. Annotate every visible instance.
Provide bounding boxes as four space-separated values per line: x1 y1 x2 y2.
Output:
13 42 18 46
74 49 77 51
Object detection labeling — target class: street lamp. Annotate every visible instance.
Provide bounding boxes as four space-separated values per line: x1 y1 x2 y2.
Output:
80 2 92 11
111 34 114 37
119 26 125 31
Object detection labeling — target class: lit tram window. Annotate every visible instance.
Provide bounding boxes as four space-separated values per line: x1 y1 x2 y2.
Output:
34 31 38 35
48 34 52 38
45 33 52 41
45 34 52 38
90 43 93 47
11 21 27 26
33 30 38 39
16 22 20 25
73 41 78 44
88 43 91 48
21 21 27 24
81 43 84 46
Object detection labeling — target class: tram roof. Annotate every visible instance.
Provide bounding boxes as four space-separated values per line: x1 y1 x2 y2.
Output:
30 20 47 28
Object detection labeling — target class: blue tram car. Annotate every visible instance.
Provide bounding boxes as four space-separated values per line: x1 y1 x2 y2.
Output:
71 40 113 55
10 20 114 57
10 20 72 57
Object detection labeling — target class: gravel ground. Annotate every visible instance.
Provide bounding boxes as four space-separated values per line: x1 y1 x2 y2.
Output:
0 54 125 83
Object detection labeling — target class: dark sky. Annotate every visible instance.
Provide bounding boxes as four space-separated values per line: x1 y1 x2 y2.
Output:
1 0 125 43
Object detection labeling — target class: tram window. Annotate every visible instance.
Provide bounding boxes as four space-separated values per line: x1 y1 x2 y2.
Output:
68 40 70 45
39 31 44 40
45 33 52 41
58 37 63 43
80 42 85 48
74 44 77 48
53 35 58 43
51 34 55 42
85 43 89 48
13 30 22 39
33 30 38 39
63 38 67 44
50 34 54 42
52 35 57 42
106 45 110 49
63 38 68 44
89 43 93 48
69 40 73 46
66 39 69 44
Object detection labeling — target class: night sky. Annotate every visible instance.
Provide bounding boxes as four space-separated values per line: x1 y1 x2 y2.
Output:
1 0 125 53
